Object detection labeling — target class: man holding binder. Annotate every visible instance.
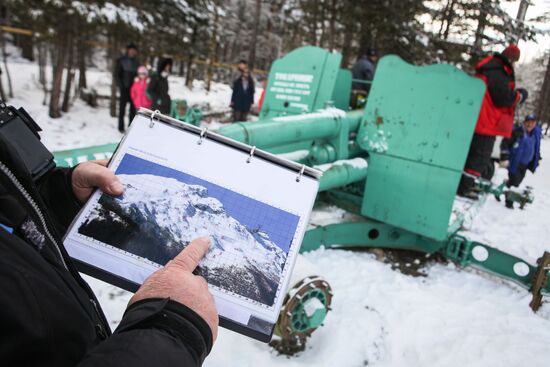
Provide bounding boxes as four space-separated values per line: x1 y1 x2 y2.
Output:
0 103 217 366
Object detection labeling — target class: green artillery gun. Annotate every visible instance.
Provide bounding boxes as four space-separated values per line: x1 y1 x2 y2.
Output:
52 46 548 354
215 47 549 352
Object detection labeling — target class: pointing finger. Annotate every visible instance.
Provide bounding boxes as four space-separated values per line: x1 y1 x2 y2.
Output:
170 237 211 272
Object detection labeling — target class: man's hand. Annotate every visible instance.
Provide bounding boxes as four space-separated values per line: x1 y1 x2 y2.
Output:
71 160 124 203
129 237 219 340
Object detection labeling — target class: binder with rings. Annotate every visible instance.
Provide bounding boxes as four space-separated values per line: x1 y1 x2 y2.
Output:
140 108 321 180
64 108 321 343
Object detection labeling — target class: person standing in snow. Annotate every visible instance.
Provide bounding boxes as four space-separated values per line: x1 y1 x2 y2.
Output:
147 58 173 115
457 44 528 199
116 44 140 133
230 68 255 122
351 47 379 108
130 66 152 111
500 114 542 208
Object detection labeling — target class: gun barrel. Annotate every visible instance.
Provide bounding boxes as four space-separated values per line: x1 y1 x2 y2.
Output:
217 110 363 149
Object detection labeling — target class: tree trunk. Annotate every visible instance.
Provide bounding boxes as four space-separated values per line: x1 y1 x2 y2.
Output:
309 1 318 46
438 0 456 40
49 35 68 118
185 25 198 87
15 33 34 61
206 4 220 92
1 31 14 98
341 21 355 68
248 0 262 71
38 42 48 105
512 0 530 43
178 59 184 76
473 0 490 54
109 34 119 117
535 53 550 125
0 69 6 101
516 0 529 22
61 34 74 113
77 37 87 91
341 0 355 68
328 0 337 50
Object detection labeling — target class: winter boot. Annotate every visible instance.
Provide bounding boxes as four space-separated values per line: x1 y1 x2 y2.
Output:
505 200 514 209
459 190 479 200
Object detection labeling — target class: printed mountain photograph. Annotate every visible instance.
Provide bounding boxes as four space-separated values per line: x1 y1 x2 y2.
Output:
78 154 300 307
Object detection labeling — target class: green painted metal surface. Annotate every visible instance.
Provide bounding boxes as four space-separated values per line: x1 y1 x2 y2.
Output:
289 288 329 332
49 50 547 303
317 159 368 192
259 46 348 119
332 69 352 111
302 220 443 254
444 235 550 295
217 110 363 150
53 143 118 167
357 55 486 241
170 99 203 126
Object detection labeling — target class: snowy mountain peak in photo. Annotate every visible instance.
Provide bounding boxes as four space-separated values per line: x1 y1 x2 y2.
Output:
79 173 288 306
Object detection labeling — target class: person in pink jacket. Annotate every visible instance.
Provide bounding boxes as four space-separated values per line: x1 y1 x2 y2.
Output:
130 66 152 110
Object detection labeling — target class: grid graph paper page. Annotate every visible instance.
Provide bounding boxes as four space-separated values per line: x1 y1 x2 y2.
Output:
64 114 319 335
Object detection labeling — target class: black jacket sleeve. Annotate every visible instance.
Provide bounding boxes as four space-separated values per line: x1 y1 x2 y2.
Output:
500 127 522 161
483 65 518 108
77 299 213 367
36 166 82 235
115 58 123 88
147 75 159 104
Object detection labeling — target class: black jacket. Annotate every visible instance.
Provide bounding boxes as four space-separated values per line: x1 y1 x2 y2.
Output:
476 53 517 108
0 136 212 366
116 55 139 90
231 75 255 112
147 72 171 114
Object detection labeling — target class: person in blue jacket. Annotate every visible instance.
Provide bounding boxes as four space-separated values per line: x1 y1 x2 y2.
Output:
500 114 542 208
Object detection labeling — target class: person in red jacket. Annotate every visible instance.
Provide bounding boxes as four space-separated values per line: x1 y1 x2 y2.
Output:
457 44 528 199
130 66 153 113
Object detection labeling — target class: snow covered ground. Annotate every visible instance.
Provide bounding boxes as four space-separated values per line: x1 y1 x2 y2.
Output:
4 59 550 366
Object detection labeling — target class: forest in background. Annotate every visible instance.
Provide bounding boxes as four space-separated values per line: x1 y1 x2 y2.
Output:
0 0 548 122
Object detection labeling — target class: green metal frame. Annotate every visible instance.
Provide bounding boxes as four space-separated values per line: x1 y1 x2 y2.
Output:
357 56 486 241
51 47 549 305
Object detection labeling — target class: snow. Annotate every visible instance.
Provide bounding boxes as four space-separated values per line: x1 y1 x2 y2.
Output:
314 157 368 172
277 149 310 162
4 59 550 366
112 173 287 274
2 62 239 151
459 140 550 263
271 107 346 122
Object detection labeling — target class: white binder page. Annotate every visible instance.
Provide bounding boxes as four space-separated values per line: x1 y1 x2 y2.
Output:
64 114 319 340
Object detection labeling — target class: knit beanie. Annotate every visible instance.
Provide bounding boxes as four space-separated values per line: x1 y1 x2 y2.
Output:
502 44 520 62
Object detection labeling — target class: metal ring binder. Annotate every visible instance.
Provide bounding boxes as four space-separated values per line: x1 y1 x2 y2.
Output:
296 165 306 182
136 108 323 180
198 127 208 145
246 146 256 163
149 110 161 128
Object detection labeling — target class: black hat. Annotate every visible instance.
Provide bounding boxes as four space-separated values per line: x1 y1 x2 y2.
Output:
524 114 536 122
127 43 138 50
157 57 173 73
366 47 378 57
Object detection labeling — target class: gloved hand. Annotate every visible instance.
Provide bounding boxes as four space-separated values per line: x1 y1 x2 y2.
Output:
517 88 528 104
499 160 509 168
